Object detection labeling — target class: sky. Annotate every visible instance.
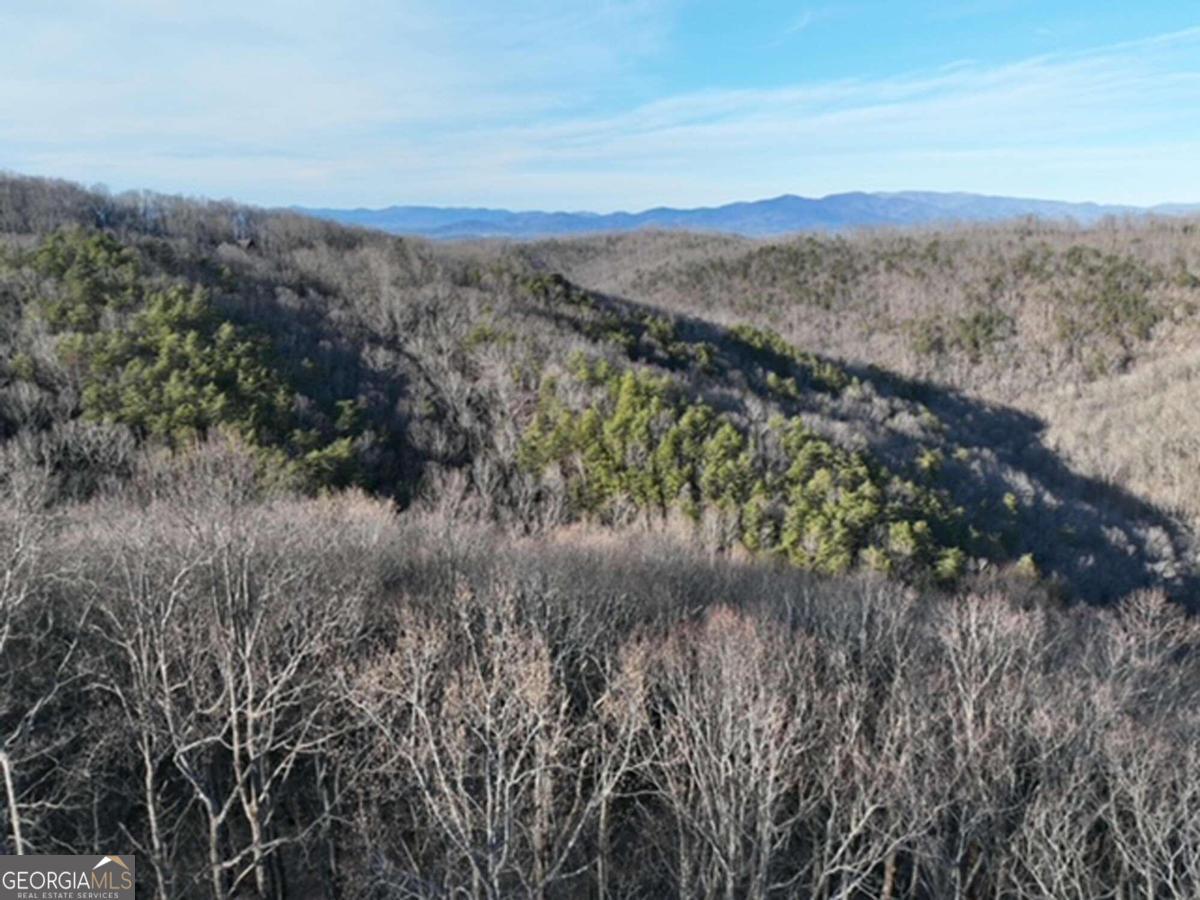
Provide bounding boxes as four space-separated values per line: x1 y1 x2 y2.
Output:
2 0 1199 211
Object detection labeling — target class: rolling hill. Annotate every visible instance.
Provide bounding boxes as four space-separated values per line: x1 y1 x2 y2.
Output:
299 190 1200 239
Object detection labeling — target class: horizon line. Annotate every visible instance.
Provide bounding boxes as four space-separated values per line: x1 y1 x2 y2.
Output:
5 170 1199 221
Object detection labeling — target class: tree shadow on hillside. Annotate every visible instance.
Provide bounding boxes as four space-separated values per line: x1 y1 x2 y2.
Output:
854 367 1198 607
200 266 431 498
530 280 1197 607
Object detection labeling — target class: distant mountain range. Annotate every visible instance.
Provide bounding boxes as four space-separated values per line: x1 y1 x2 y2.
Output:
296 191 1200 239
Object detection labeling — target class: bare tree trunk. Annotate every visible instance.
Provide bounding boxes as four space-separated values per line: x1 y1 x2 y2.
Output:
316 758 340 900
881 849 898 900
533 739 550 897
138 733 169 900
597 796 610 899
0 750 23 854
208 819 226 900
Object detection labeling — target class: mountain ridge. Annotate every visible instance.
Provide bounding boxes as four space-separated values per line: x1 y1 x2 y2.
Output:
297 190 1200 239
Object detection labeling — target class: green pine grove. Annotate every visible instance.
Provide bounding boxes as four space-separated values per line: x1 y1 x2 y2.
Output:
520 360 968 579
13 229 362 490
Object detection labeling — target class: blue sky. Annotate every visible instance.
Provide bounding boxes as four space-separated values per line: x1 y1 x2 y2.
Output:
2 1 1198 210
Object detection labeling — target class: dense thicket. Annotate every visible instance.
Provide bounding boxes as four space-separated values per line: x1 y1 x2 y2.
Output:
2 174 1199 897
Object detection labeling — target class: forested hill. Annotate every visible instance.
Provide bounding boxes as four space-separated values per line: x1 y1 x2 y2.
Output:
0 173 1195 601
298 190 1200 238
5 173 1200 897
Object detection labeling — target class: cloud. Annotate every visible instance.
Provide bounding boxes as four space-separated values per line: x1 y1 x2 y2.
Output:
0 1 673 138
454 26 1200 208
782 9 816 37
2 5 1198 209
770 6 840 45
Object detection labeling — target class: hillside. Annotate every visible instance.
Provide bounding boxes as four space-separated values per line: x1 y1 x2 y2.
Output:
1 175 1193 600
517 224 1200 545
299 190 1200 238
3 174 1200 897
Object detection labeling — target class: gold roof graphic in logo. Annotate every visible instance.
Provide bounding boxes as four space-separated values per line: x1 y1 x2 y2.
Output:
92 856 130 871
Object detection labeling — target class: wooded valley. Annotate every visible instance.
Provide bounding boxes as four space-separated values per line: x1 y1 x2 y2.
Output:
2 173 1199 897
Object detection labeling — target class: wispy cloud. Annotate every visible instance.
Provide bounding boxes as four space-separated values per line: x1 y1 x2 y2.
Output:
2 3 1198 209
380 26 1196 208
767 6 840 47
781 9 817 37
